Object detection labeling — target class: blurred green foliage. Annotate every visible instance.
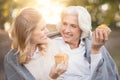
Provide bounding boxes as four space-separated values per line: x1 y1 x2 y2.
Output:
0 0 120 29
65 0 120 28
0 0 38 29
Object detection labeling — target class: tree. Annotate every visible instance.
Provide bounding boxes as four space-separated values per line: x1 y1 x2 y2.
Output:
62 0 120 28
0 0 37 30
0 0 120 29
0 0 17 29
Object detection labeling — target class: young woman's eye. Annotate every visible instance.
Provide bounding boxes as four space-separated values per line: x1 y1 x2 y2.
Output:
41 27 45 31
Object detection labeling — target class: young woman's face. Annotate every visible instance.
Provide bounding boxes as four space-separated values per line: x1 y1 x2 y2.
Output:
31 20 49 45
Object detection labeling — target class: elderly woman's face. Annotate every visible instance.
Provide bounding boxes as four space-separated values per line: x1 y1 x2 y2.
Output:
61 14 82 44
31 20 49 45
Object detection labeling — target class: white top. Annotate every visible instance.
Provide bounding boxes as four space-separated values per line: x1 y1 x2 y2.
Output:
24 39 60 80
55 37 102 80
24 37 102 80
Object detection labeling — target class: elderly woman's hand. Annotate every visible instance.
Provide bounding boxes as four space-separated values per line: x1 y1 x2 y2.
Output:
49 54 69 79
92 24 111 54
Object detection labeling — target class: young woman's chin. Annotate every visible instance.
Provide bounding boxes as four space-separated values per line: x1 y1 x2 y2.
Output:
39 39 48 45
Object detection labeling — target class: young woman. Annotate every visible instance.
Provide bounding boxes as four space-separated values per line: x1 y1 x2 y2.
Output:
4 7 67 80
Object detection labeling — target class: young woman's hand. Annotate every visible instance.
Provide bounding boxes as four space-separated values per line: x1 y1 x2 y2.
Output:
49 54 69 79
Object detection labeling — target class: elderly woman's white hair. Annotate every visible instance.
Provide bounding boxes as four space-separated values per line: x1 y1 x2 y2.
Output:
61 6 92 39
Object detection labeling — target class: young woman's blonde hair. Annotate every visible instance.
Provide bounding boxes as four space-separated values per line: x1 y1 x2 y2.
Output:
10 7 47 64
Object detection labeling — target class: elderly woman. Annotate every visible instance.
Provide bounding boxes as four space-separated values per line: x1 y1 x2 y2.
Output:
4 7 67 80
50 6 120 80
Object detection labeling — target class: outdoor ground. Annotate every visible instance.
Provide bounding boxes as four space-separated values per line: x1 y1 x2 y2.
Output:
0 29 120 80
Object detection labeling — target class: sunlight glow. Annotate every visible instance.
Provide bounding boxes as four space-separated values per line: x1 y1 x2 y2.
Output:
12 9 19 18
119 4 120 9
37 0 65 24
4 22 10 32
101 4 109 11
37 0 51 6
11 0 65 24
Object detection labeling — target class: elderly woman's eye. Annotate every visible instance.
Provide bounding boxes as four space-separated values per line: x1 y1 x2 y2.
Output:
71 24 77 28
63 22 67 26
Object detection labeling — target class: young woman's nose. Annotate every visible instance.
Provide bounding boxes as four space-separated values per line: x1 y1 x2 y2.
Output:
44 28 49 34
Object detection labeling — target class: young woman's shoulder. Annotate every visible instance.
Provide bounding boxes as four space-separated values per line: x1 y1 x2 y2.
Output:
4 49 18 63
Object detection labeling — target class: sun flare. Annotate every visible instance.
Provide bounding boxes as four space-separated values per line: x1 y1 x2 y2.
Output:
8 0 65 32
37 0 65 24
